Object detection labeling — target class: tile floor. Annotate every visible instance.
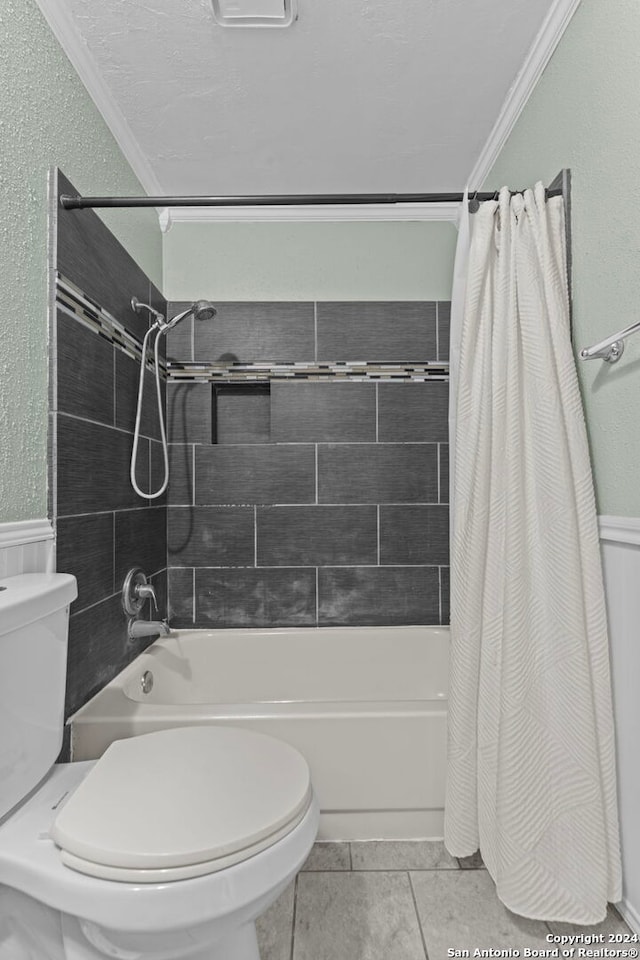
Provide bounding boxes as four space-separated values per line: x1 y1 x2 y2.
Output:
256 841 633 960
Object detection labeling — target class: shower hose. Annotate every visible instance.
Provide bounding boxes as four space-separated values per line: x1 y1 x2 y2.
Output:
130 324 169 499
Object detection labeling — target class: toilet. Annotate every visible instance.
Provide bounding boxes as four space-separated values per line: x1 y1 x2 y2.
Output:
0 574 319 960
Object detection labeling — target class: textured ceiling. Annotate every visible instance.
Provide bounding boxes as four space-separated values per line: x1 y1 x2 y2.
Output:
61 0 557 195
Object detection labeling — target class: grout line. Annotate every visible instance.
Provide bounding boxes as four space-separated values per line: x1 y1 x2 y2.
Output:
192 444 196 505
302 867 480 874
51 412 58 525
438 566 443 625
375 382 379 441
112 512 116 596
166 563 444 570
313 302 318 362
70 588 121 619
162 440 441 446
57 408 160 442
376 505 380 565
315 567 319 626
290 873 299 960
437 443 441 503
315 444 318 504
254 506 258 567
435 301 439 362
192 567 196 624
58 505 165 520
175 502 446 508
408 871 431 960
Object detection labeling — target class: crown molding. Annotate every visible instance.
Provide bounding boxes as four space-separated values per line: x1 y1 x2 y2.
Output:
0 519 54 549
159 202 460 230
598 515 640 547
468 0 582 189
36 0 581 226
34 0 163 197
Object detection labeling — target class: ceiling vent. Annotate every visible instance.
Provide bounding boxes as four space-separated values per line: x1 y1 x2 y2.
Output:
210 0 297 27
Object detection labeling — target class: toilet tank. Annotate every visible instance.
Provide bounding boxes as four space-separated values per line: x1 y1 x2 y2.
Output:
0 573 77 819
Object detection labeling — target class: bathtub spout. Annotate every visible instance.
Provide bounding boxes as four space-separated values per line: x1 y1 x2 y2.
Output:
128 618 171 640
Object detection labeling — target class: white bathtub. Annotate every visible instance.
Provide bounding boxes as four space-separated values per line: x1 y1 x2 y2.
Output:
70 626 449 840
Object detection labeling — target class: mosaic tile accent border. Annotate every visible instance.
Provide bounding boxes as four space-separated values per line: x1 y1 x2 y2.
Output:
55 273 167 375
56 274 449 383
167 361 449 382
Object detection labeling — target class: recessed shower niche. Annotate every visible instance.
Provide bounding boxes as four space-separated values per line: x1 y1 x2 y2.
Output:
212 383 272 444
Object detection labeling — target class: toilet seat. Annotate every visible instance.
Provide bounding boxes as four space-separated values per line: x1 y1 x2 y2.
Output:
51 726 312 883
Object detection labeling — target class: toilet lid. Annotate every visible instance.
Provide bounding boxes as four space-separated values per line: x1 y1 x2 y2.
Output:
51 726 312 882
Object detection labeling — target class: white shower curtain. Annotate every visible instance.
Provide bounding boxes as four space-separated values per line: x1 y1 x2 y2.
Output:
445 183 621 923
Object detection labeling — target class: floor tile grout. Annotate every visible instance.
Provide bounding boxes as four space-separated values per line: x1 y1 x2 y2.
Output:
301 867 476 874
290 873 299 960
270 844 634 960
409 870 431 960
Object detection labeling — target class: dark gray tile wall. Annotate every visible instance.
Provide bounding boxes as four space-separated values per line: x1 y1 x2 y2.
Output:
316 302 437 360
52 171 167 721
195 444 316 505
166 299 450 628
195 568 317 628
271 382 376 443
194 302 315 362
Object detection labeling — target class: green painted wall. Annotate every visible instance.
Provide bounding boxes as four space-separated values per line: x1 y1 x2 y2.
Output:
0 0 162 524
163 221 457 302
486 0 640 517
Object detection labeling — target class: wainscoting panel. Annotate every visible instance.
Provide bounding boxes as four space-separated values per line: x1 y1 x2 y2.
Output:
600 515 640 934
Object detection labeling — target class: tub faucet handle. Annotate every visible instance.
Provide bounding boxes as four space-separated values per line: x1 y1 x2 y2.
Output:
122 567 158 616
135 582 158 612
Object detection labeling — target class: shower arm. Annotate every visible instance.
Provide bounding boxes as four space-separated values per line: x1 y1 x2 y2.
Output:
579 318 640 363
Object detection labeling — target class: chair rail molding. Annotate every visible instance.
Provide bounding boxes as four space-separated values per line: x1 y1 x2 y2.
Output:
0 519 55 579
598 515 640 546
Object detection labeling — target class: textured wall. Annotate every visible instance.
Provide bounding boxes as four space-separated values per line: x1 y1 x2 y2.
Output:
485 0 640 517
0 0 162 523
163 221 457 302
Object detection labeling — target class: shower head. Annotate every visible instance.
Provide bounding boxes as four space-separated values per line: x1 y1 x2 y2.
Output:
192 300 217 322
166 299 217 329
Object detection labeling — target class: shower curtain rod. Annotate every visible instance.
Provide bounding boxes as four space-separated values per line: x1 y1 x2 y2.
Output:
59 189 563 210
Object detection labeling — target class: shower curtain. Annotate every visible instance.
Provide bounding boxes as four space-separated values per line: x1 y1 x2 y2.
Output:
445 183 621 923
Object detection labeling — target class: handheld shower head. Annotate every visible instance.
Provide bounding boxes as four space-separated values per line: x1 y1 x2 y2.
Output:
192 300 217 322
129 295 217 500
166 299 217 329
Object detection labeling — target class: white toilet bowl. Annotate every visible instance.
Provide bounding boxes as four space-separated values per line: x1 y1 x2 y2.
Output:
0 573 319 960
0 728 319 960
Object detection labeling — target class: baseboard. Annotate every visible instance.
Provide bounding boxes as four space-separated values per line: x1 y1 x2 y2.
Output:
616 898 640 936
317 809 444 842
